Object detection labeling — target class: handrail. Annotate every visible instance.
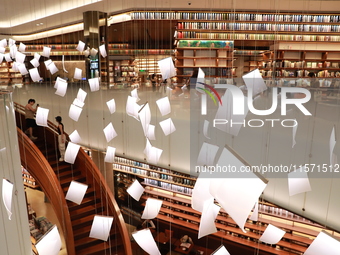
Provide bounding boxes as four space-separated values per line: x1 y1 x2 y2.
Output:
17 127 76 255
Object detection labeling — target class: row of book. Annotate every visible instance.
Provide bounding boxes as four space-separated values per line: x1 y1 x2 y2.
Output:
177 22 340 32
260 69 340 78
177 32 340 41
131 12 340 23
144 178 193 194
109 49 173 55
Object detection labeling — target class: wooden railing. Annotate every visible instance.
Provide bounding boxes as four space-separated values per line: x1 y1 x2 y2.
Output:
15 102 132 255
17 127 76 255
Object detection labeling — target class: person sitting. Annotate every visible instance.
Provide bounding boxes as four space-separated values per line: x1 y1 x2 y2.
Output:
180 234 193 248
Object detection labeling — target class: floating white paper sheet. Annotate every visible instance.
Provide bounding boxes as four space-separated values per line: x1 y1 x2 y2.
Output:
69 104 83 122
29 68 41 82
203 120 210 139
158 57 176 80
196 68 205 92
15 51 26 64
36 107 49 127
62 55 68 73
144 138 153 156
77 88 87 103
192 171 214 213
211 245 231 255
19 42 26 53
197 142 219 167
48 62 59 75
104 146 116 163
211 147 267 233
89 215 114 241
54 77 68 97
259 224 285 244
8 38 15 47
131 88 140 102
2 179 13 220
106 99 116 114
30 58 40 68
304 231 340 255
146 146 162 165
242 68 267 96
159 118 176 136
11 62 19 72
44 59 53 70
139 103 151 136
198 199 220 239
18 63 28 75
76 40 85 52
88 77 100 92
214 87 249 136
141 198 163 219
330 126 336 167
69 130 82 144
126 96 140 120
292 120 298 148
132 228 161 255
99 44 107 58
9 45 17 59
72 98 85 108
42 46 51 58
0 53 4 63
35 226 61 255
65 181 88 205
249 201 259 221
103 123 117 143
127 180 145 201
34 52 41 60
288 166 312 196
156 97 171 116
5 53 12 62
0 47 5 54
147 124 156 140
90 48 98 57
0 39 7 47
74 68 82 80
64 142 80 164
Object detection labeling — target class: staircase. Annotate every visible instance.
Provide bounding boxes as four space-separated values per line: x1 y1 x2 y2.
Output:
15 103 132 255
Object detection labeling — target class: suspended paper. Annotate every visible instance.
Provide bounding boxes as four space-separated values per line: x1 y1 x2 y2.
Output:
76 40 85 52
259 224 285 244
90 48 98 57
243 68 267 95
9 45 17 59
55 78 68 97
72 98 85 108
18 63 28 75
288 166 312 196
35 226 61 255
44 59 53 70
18 42 26 52
191 171 214 213
304 231 340 255
74 68 82 80
99 44 107 58
69 104 83 122
65 181 88 205
2 179 13 220
126 96 140 120
89 215 114 241
42 46 51 58
146 124 156 140
77 88 87 103
156 97 171 116
0 39 7 47
64 142 80 164
127 179 145 201
8 38 15 47
69 130 82 144
103 122 117 143
30 58 40 68
211 147 268 233
330 126 336 167
141 198 163 219
212 245 231 255
5 53 12 62
88 77 100 92
15 51 26 64
34 53 41 60
146 146 162 165
62 55 68 73
197 142 219 167
29 68 41 82
158 57 176 80
198 199 220 239
292 120 298 148
132 229 161 255
159 118 176 136
131 88 140 102
203 120 210 139
48 62 58 75
139 103 151 136
36 107 49 127
249 201 259 221
104 146 116 163
106 99 116 114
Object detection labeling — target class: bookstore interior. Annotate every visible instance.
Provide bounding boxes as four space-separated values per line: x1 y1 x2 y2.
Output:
2 0 340 254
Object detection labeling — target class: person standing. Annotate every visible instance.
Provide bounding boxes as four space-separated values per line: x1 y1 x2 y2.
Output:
151 74 157 92
24 99 39 140
55 116 66 162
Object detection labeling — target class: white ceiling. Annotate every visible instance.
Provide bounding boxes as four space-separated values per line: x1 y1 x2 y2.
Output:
1 0 340 36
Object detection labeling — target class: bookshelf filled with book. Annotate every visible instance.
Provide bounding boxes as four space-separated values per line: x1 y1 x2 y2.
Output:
22 166 39 189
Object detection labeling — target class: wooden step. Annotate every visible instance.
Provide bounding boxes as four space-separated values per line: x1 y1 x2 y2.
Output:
75 235 123 255
67 196 101 212
72 214 95 230
70 205 104 221
59 176 87 188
